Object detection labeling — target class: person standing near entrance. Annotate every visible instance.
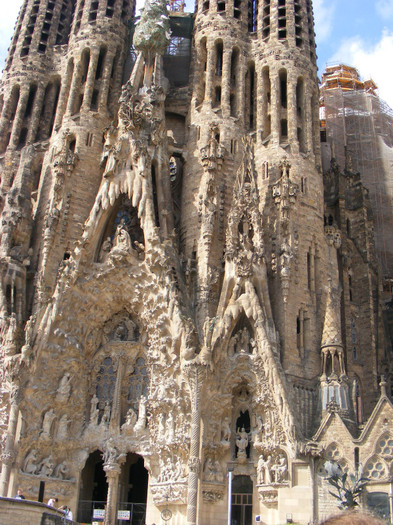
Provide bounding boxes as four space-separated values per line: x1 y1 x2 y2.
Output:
14 489 25 499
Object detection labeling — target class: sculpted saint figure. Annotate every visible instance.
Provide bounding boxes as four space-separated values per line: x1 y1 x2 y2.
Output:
39 455 55 477
221 416 231 442
236 427 249 458
102 438 118 464
23 449 38 474
257 454 272 485
56 373 72 401
41 408 56 438
101 401 111 426
90 394 99 425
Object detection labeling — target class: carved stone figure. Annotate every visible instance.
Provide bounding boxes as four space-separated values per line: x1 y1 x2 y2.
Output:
56 372 72 401
56 414 71 440
101 401 111 426
39 455 55 477
257 454 272 485
272 454 288 483
54 460 70 480
166 412 175 442
221 417 231 442
236 427 250 459
23 449 38 474
122 407 137 430
102 438 118 464
41 408 56 438
111 224 132 255
134 395 147 432
90 394 99 425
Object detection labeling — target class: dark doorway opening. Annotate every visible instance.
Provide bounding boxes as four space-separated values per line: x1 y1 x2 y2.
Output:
77 450 108 523
231 475 253 525
119 453 148 525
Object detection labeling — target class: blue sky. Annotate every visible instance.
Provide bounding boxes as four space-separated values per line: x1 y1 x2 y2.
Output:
1 0 393 107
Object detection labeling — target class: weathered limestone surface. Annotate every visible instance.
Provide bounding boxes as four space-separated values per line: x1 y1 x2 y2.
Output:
0 0 392 524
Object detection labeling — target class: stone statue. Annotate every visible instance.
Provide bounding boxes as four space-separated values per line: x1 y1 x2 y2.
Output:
166 412 175 442
23 449 38 474
204 457 216 481
101 401 111 426
272 454 287 483
134 395 147 432
257 454 272 485
236 427 250 459
56 372 72 402
102 438 118 464
99 236 113 262
56 414 71 440
111 224 132 254
90 394 99 425
221 416 231 442
39 455 55 477
54 461 70 480
158 413 165 439
122 407 137 430
41 408 56 438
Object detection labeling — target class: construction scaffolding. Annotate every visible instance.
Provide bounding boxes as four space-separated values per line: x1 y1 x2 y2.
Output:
320 65 393 280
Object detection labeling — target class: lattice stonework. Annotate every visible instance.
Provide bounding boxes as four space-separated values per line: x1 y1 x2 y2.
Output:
376 434 393 457
364 455 388 480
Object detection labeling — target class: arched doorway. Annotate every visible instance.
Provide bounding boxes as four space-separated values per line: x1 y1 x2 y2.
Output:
77 451 148 524
77 450 108 523
231 475 253 525
118 453 148 524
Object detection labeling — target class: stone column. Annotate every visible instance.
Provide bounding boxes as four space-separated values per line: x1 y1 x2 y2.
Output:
304 91 313 154
205 40 215 105
221 46 232 117
98 52 115 111
82 48 100 111
26 85 45 144
0 386 20 497
270 71 280 144
237 58 246 127
186 364 203 525
287 74 298 152
66 59 83 115
103 462 121 525
109 353 126 432
54 60 74 130
9 85 30 149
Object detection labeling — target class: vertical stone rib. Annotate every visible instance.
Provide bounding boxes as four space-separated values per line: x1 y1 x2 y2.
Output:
221 46 231 116
9 85 30 149
287 74 298 150
205 40 215 104
54 59 74 130
271 72 280 143
82 48 100 111
66 58 83 115
26 84 45 143
98 52 115 111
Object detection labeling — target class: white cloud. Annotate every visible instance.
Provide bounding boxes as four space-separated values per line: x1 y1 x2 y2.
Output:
313 0 337 43
376 0 393 20
330 30 393 110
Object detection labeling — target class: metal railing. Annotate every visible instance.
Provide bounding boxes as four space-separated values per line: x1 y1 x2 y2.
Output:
78 500 146 524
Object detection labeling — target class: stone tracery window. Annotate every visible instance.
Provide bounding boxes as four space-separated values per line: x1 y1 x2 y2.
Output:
128 357 149 409
96 356 116 404
364 455 388 480
376 434 393 457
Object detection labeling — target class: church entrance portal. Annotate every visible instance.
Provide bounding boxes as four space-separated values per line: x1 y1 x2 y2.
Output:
77 451 148 524
231 475 253 525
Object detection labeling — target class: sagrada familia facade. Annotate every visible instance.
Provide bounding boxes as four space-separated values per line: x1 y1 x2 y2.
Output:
0 0 392 523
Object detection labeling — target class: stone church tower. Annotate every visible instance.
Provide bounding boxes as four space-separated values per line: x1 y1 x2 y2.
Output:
0 0 392 523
